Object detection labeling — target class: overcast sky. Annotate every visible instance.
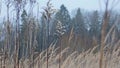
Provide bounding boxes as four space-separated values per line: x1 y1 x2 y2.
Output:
0 0 120 19
39 0 120 11
40 0 100 11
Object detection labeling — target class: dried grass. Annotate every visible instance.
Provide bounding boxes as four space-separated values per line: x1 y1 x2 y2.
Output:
1 44 119 68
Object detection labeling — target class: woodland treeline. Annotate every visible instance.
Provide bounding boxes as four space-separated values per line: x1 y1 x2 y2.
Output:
0 0 120 68
19 5 120 53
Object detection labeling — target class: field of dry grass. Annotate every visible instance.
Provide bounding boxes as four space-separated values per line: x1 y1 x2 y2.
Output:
1 45 119 68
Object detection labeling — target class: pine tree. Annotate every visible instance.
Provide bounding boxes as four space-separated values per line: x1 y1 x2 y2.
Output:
89 10 101 47
89 10 101 38
20 9 28 58
55 4 71 33
73 8 86 36
72 8 88 51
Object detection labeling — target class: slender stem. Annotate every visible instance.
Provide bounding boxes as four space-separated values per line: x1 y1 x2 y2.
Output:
47 18 50 68
59 37 61 68
99 1 109 68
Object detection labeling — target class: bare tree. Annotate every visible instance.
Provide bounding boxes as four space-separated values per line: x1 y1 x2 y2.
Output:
13 0 26 68
28 0 36 68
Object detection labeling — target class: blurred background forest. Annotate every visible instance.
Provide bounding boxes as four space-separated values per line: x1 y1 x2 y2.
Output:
0 0 120 68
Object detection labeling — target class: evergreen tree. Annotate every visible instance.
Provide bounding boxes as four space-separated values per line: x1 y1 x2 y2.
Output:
88 10 101 47
55 4 71 33
36 14 46 52
72 8 88 51
89 10 101 38
20 9 28 57
73 8 86 36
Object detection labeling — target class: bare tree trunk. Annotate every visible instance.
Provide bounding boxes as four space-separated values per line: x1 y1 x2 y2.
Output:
46 18 50 68
33 25 37 68
14 6 20 68
29 22 33 68
29 0 36 67
3 24 8 68
7 2 11 67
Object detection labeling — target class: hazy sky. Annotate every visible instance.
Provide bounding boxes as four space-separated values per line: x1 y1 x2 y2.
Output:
39 0 100 11
39 0 120 11
0 0 120 19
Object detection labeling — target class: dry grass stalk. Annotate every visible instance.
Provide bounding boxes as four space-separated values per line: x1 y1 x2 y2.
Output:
100 0 109 68
99 0 120 68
